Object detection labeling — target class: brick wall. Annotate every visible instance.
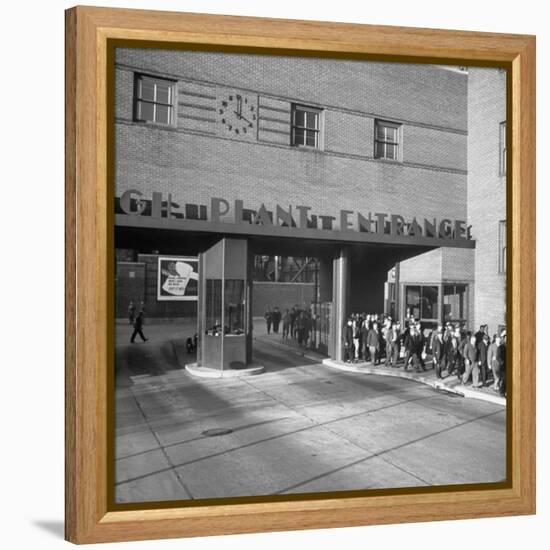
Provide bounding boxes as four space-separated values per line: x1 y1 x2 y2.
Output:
114 50 468 228
467 68 507 336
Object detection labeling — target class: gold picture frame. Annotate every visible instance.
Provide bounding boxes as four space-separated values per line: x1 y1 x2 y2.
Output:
65 5 535 544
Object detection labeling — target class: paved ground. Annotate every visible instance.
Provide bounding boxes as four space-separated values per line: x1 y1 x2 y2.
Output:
115 321 506 503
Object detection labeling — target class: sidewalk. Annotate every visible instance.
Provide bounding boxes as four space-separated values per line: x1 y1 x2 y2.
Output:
254 329 506 407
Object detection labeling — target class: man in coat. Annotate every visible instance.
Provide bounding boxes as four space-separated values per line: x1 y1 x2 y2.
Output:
462 335 481 387
130 308 148 343
432 329 445 378
477 332 489 386
271 306 282 334
367 322 381 365
343 319 354 363
388 322 401 368
409 325 426 372
264 307 273 334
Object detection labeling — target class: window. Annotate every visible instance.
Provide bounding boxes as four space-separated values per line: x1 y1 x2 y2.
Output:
134 74 175 125
499 121 507 176
374 120 402 161
405 285 439 322
443 284 468 325
499 220 507 273
291 105 322 148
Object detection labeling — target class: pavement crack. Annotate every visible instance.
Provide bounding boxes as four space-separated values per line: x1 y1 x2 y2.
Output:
125 386 195 500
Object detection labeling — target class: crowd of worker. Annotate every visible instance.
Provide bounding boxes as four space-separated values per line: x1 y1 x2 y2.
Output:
264 305 507 397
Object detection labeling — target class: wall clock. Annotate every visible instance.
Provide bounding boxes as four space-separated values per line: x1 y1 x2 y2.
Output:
218 92 257 136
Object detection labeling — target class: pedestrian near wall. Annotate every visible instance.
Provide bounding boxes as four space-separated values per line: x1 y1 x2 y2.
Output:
264 307 273 335
272 306 281 334
282 309 290 339
130 308 148 343
290 306 298 339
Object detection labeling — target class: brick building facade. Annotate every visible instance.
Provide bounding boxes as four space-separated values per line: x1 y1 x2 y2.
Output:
113 47 506 363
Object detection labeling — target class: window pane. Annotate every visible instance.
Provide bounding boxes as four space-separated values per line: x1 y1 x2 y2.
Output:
156 83 171 104
139 80 155 101
406 286 421 320
421 286 438 320
205 279 223 335
293 127 305 145
376 124 386 140
295 109 306 127
386 127 398 143
155 104 170 124
443 284 466 322
305 130 317 147
386 144 397 160
225 280 245 334
306 111 318 130
137 100 154 121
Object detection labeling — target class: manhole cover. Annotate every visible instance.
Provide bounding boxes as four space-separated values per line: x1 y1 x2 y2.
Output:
202 428 234 437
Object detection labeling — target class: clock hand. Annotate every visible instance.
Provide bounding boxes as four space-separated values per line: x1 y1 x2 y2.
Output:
234 111 253 125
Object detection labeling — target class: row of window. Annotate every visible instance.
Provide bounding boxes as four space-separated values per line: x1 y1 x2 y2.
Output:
133 74 402 160
132 74 507 170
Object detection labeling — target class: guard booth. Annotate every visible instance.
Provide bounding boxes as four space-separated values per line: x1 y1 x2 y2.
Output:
197 238 253 373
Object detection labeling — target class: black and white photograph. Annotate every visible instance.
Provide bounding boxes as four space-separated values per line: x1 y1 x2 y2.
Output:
114 47 508 504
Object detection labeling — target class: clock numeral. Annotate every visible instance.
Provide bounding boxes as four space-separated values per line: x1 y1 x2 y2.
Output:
249 122 253 128
229 95 233 101
222 101 228 107
250 106 254 112
219 109 224 114
228 125 232 131
252 114 256 121
243 128 247 133
221 118 226 124
235 128 239 134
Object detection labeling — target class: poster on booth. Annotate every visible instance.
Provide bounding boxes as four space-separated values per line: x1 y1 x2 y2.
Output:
157 257 198 301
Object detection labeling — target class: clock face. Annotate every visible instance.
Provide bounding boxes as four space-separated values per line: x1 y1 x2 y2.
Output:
218 93 257 137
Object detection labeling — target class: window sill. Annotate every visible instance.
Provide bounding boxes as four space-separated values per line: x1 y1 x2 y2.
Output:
290 143 324 152
132 120 177 131
373 157 404 165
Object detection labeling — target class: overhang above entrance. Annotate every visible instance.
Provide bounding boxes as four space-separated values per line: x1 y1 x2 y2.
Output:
115 213 475 250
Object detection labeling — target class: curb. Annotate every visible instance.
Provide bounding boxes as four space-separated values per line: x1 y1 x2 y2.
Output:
185 362 265 379
321 358 506 406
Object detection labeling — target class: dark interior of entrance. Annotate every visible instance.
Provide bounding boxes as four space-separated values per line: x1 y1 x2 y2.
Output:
116 227 438 369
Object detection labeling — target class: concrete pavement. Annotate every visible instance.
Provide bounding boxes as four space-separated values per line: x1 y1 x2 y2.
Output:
253 324 506 406
115 322 506 503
